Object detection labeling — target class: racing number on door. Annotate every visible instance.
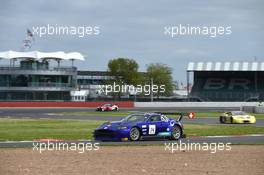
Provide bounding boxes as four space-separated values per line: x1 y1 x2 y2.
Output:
148 125 156 135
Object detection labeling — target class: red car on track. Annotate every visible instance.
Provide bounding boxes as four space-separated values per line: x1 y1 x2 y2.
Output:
96 104 119 111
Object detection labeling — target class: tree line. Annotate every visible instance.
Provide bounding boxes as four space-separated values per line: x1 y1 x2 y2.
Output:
107 58 174 99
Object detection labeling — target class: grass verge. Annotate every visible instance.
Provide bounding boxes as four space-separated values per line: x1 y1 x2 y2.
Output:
60 111 264 119
0 118 263 141
0 118 103 141
185 124 264 136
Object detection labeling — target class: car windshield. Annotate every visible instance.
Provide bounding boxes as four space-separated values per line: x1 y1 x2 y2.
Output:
232 111 247 115
103 104 112 107
121 114 147 122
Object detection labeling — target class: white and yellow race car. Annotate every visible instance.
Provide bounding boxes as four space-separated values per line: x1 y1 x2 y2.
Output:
219 111 256 124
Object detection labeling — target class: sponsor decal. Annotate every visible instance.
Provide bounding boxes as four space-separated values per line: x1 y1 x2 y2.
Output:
149 125 156 135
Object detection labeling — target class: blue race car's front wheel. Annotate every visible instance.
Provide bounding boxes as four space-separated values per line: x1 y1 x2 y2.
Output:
129 127 141 141
171 125 182 140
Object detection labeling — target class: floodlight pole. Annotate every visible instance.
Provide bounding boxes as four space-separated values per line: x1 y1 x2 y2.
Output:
186 71 189 101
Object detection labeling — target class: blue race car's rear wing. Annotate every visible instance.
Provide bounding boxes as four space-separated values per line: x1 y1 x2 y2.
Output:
154 112 195 120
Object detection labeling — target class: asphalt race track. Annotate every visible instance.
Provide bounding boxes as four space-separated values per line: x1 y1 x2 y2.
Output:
0 108 264 126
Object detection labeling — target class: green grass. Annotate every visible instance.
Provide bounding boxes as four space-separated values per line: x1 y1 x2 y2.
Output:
60 111 264 119
184 124 264 136
0 118 263 141
0 118 103 141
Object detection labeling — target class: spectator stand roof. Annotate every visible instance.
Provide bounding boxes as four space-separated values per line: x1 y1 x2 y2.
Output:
0 50 85 61
187 61 264 71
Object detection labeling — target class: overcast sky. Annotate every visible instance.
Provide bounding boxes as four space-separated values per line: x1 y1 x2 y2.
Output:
0 0 263 82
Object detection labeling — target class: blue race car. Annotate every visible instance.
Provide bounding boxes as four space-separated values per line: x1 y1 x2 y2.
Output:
93 112 184 141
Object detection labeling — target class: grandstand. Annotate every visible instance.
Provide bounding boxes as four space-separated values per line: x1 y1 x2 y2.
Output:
0 51 84 101
187 62 264 101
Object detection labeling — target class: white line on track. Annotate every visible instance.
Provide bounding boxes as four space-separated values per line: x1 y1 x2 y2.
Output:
195 134 264 138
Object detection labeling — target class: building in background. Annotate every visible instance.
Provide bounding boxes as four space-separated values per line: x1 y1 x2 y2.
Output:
0 51 84 101
76 70 112 99
2 53 261 102
187 61 264 101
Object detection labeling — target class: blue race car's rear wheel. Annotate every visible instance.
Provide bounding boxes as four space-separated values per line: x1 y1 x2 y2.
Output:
171 125 182 140
129 127 141 141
